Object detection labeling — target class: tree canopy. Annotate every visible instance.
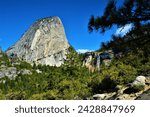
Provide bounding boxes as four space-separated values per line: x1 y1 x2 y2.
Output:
88 0 150 33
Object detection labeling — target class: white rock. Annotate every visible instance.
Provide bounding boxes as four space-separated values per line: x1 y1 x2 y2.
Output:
133 76 146 85
93 94 106 100
36 69 42 73
19 69 32 75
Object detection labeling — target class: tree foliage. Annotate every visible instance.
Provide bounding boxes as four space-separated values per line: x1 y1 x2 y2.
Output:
99 23 150 57
88 0 150 33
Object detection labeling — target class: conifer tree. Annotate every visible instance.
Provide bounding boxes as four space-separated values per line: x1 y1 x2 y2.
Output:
88 0 150 33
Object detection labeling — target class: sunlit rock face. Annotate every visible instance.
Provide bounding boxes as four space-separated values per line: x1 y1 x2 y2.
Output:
6 16 70 66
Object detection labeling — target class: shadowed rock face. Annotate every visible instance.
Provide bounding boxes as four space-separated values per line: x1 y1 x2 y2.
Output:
6 16 70 66
82 50 114 72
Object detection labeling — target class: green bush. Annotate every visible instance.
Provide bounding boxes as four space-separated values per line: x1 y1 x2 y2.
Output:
99 75 117 92
29 90 59 100
15 61 32 70
0 90 5 99
132 84 145 92
6 91 27 100
138 59 150 76
57 79 91 99
101 62 137 84
0 53 11 66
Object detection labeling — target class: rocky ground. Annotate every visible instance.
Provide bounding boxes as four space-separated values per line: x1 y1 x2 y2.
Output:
136 89 150 100
92 76 150 100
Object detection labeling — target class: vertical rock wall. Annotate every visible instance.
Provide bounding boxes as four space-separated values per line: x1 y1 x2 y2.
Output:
6 16 70 66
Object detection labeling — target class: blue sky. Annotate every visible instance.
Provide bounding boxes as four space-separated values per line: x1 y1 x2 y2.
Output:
0 0 125 52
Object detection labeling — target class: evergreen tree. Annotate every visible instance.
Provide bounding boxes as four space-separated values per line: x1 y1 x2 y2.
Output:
88 0 150 33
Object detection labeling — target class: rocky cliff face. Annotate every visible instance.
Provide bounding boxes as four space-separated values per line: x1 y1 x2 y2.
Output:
82 50 114 72
6 16 70 66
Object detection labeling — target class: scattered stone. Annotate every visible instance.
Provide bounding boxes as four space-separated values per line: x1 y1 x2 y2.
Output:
133 76 146 85
104 92 117 100
36 69 42 73
93 94 106 100
0 67 17 79
19 69 32 75
116 94 131 100
0 65 7 68
93 92 117 100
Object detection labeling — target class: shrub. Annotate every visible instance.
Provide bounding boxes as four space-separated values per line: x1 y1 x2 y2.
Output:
99 75 117 92
15 61 32 70
0 53 11 66
138 60 150 76
123 84 145 94
6 91 27 100
132 84 145 92
29 90 59 100
57 79 91 99
101 62 137 84
0 90 5 99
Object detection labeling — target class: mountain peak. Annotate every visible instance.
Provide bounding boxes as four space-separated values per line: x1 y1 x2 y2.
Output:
6 16 70 66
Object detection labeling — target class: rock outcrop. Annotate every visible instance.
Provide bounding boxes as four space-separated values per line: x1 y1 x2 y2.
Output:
0 67 32 80
82 50 114 72
132 76 146 86
6 16 70 67
92 76 150 100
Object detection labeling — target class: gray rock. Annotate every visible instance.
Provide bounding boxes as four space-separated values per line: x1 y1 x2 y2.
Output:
82 50 114 72
0 72 5 78
116 94 132 100
0 67 17 79
6 16 70 67
93 93 117 100
19 69 32 75
9 67 17 74
93 94 106 100
36 69 42 73
83 52 101 72
0 65 7 68
133 76 146 85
